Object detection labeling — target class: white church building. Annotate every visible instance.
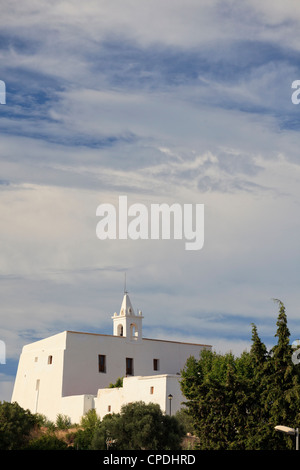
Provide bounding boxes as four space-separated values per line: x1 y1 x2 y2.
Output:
11 291 211 423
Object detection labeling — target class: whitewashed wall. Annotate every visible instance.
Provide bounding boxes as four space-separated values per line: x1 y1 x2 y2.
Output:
95 374 184 419
12 329 210 423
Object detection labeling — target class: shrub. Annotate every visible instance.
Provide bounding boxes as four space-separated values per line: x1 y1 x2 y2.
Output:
0 401 40 450
25 433 69 450
56 414 71 429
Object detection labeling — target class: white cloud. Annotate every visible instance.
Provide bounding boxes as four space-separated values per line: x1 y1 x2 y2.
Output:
1 0 300 401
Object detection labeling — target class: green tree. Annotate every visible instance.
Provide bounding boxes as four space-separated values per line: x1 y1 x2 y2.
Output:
55 413 72 429
109 377 123 388
250 323 268 367
0 401 40 450
91 401 185 450
90 413 120 450
72 409 101 450
180 300 300 450
80 408 100 430
237 324 271 449
262 300 300 449
25 433 69 450
174 408 195 435
181 351 253 449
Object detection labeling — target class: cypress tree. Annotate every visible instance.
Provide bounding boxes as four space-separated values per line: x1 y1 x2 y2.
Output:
266 300 300 448
250 323 268 368
180 300 300 450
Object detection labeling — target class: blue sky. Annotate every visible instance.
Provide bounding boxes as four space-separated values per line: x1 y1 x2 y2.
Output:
1 0 300 401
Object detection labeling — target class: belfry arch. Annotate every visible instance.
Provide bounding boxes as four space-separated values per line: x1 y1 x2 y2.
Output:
117 324 124 337
130 323 138 339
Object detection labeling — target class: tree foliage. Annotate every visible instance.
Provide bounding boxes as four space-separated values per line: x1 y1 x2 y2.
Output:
0 400 185 450
109 376 124 388
180 300 300 450
91 401 185 450
0 401 40 450
25 433 69 450
72 408 101 450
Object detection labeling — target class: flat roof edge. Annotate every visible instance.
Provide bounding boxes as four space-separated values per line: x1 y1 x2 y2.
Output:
65 330 211 347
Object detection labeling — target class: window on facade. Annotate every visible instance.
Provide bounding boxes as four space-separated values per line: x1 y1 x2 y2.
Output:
126 357 134 376
108 405 111 412
34 357 38 363
98 354 106 373
150 386 154 395
48 355 53 365
153 358 159 371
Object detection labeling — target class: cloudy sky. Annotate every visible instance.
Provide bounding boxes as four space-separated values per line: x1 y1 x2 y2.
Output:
1 0 300 401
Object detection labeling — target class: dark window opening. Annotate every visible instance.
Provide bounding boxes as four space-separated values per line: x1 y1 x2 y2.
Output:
98 354 106 373
126 357 134 375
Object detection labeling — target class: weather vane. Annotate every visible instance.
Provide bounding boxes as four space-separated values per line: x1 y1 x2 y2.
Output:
124 272 128 294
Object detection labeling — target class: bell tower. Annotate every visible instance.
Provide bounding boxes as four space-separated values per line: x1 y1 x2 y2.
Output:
112 289 143 342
